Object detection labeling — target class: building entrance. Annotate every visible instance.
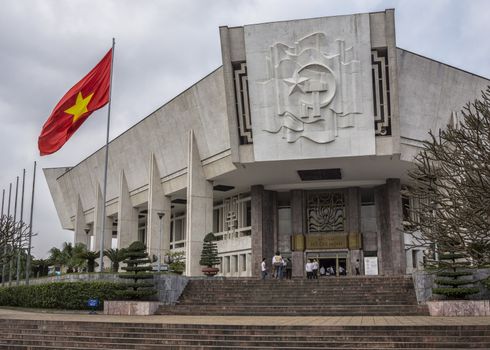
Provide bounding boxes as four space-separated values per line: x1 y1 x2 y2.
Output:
313 253 348 277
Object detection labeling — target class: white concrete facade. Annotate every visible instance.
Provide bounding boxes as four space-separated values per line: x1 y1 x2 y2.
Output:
45 9 489 277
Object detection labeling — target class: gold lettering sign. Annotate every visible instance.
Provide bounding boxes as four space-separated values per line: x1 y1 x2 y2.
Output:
305 233 348 249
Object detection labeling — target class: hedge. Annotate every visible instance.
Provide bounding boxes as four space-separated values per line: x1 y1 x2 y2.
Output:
0 281 127 310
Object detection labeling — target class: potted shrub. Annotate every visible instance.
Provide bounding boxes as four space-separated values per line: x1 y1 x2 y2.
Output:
199 232 220 277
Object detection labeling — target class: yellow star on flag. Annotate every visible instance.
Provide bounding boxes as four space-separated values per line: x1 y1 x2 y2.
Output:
65 92 94 123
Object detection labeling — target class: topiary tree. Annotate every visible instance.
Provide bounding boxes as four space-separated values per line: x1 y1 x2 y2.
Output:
199 233 220 267
199 233 220 277
117 241 156 300
432 252 479 299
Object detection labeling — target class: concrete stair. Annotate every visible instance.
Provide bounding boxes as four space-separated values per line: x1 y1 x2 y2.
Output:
0 319 489 349
157 276 430 316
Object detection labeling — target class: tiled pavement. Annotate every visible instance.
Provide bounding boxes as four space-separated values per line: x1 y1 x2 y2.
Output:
1 307 489 327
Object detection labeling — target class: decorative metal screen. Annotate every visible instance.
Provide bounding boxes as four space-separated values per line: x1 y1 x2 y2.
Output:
371 48 392 136
223 196 239 232
233 62 253 144
307 191 345 233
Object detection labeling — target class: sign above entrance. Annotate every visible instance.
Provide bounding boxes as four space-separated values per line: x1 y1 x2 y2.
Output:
292 233 362 251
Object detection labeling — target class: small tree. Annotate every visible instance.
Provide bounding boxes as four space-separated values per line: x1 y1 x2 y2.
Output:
432 252 479 299
199 233 220 268
31 258 50 278
104 248 127 273
168 251 185 274
118 241 156 300
405 87 490 266
78 250 99 273
0 215 36 283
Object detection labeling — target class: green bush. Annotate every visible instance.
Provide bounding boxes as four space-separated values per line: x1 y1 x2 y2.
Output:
0 281 126 310
168 251 185 274
433 287 480 298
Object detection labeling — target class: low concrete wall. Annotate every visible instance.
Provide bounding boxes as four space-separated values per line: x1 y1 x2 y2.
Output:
413 268 490 304
18 273 188 305
19 273 120 285
104 301 160 316
427 300 490 316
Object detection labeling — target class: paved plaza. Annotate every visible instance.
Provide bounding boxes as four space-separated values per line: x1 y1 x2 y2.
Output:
1 307 489 327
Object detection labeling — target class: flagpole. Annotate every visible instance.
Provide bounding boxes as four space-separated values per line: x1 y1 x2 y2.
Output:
25 161 36 285
0 189 5 285
9 176 19 286
99 38 115 272
16 169 25 286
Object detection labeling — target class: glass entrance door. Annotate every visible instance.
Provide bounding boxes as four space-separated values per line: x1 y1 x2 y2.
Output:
317 253 348 277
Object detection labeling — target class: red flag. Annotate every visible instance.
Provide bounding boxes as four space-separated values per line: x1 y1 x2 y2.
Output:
38 48 112 156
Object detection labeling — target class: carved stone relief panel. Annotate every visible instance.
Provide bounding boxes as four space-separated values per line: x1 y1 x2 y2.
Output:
245 14 375 161
259 33 363 144
307 191 345 233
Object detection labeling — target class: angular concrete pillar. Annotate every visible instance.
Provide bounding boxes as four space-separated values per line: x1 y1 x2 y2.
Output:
74 195 87 246
386 179 406 275
94 183 113 269
251 185 277 277
347 187 362 275
291 189 306 278
117 171 138 250
374 178 406 275
147 154 171 263
185 130 213 276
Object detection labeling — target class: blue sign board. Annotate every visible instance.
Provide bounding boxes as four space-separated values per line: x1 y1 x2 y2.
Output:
87 298 99 308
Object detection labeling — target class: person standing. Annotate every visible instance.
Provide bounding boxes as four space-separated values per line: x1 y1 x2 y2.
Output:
272 251 283 279
312 259 319 279
285 258 292 279
355 259 360 275
305 259 313 279
261 258 267 280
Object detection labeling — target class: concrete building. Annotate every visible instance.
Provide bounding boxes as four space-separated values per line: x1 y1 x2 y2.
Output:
45 9 489 277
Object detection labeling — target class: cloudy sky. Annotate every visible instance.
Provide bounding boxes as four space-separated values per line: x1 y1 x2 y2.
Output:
1 0 489 258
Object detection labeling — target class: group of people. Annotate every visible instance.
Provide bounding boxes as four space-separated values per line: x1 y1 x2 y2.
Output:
261 251 292 280
261 254 361 279
306 259 349 278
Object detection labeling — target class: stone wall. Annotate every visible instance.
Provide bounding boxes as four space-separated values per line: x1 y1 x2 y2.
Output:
18 273 188 305
413 269 490 304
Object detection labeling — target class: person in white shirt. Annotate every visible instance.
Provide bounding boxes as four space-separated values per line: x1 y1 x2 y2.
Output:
272 251 283 279
305 259 314 279
312 259 319 279
261 258 267 280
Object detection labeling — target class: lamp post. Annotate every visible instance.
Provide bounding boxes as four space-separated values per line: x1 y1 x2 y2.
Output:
84 228 91 249
157 212 164 272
